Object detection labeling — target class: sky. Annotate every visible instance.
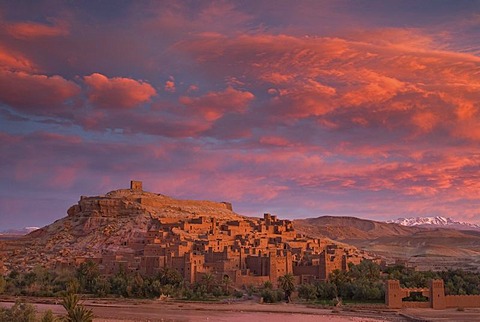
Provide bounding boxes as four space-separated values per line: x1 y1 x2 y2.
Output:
1 0 480 229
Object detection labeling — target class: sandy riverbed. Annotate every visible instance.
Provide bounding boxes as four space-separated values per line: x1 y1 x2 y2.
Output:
3 297 478 322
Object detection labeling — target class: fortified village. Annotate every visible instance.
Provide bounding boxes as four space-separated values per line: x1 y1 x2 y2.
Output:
75 181 365 287
1 181 369 287
3 181 480 310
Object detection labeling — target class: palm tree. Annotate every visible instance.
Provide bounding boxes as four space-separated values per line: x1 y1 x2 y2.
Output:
222 275 232 295
201 273 216 294
61 292 94 322
263 280 273 290
76 260 99 293
278 273 295 303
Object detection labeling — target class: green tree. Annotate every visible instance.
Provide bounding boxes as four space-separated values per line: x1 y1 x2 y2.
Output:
0 276 5 294
129 273 145 297
349 260 380 281
278 273 295 303
76 261 99 293
314 280 337 300
109 274 128 297
158 267 183 286
92 276 111 297
329 269 349 298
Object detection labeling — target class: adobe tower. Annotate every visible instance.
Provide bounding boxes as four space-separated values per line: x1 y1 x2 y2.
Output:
130 180 143 191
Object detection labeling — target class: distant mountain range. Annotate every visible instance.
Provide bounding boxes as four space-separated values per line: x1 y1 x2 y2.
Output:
387 216 480 231
0 227 39 236
294 216 480 270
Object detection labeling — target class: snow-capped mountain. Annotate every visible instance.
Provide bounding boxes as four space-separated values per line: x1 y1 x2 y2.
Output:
388 216 480 231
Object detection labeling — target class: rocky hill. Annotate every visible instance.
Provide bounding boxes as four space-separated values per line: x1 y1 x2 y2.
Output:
2 183 243 270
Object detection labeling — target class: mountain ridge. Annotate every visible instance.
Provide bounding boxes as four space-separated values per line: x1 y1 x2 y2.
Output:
293 215 480 271
387 216 480 231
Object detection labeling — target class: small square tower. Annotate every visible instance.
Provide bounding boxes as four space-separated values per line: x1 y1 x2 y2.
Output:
130 180 143 191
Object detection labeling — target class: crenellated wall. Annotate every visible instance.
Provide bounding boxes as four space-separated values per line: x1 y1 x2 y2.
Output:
386 279 480 309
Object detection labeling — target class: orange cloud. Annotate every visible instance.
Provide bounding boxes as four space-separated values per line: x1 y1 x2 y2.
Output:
179 87 254 121
341 70 406 106
411 111 438 133
84 73 157 109
0 70 80 113
176 30 480 144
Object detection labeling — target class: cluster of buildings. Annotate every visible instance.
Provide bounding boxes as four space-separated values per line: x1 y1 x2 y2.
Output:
1 181 369 287
84 212 364 287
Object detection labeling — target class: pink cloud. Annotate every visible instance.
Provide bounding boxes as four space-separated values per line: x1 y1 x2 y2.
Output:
6 20 69 39
175 30 480 146
0 70 80 114
48 166 81 189
259 136 291 147
179 87 254 121
3 6 480 227
0 46 35 72
144 1 251 37
84 73 157 109
164 79 176 93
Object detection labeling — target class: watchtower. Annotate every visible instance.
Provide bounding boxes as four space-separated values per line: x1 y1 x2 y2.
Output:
430 279 446 309
385 280 403 309
130 180 143 191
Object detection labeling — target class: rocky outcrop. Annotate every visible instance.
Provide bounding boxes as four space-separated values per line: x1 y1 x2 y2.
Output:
2 184 242 271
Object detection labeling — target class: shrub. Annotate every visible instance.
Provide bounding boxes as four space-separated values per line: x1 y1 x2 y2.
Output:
40 310 57 322
298 283 317 301
0 300 37 322
233 290 243 298
260 288 284 303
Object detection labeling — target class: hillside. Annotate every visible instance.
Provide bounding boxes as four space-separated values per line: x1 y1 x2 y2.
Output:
293 216 424 241
2 183 243 270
